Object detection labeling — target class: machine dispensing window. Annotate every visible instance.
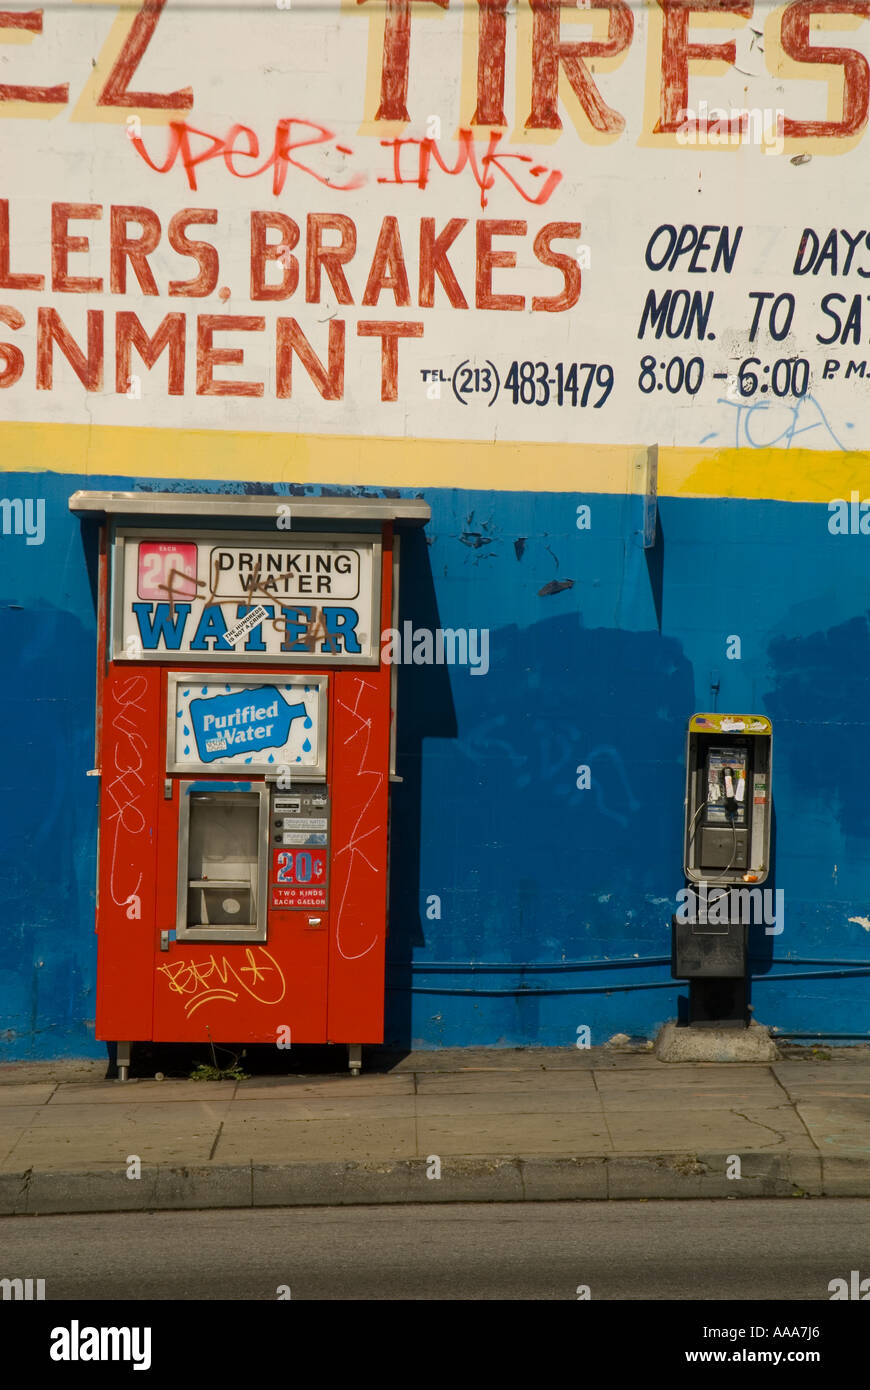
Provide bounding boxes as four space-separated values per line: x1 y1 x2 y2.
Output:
176 784 270 942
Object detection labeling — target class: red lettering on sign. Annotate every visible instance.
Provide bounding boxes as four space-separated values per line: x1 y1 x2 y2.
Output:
532 221 582 311
656 0 753 134
357 319 424 400
419 218 469 309
781 0 870 137
276 318 345 400
167 210 220 298
0 304 24 388
0 200 44 290
362 216 411 307
250 211 300 301
474 0 509 125
196 314 265 397
97 0 193 110
0 9 68 105
306 213 357 305
527 0 634 132
37 307 103 391
116 311 186 395
358 0 450 121
111 206 161 295
52 203 102 294
476 219 526 310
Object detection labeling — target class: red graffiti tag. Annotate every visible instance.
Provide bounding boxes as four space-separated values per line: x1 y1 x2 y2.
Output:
127 117 561 209
129 119 366 194
379 128 562 210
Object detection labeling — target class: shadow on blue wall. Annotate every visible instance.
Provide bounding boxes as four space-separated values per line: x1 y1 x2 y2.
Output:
386 539 694 1046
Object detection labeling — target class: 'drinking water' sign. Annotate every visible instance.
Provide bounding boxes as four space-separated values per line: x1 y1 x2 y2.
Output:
114 530 380 665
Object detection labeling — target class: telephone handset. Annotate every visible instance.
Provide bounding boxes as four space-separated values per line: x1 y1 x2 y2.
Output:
704 745 748 828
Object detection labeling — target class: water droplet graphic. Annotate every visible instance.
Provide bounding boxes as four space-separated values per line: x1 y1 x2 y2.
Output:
303 716 312 729
182 690 190 697
268 754 275 763
302 738 311 753
184 745 190 755
183 725 190 737
201 687 208 695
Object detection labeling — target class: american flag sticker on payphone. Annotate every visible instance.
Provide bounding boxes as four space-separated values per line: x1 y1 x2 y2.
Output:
166 672 327 777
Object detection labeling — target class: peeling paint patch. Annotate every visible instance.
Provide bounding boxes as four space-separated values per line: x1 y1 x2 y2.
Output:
514 538 526 561
848 916 870 931
538 579 574 597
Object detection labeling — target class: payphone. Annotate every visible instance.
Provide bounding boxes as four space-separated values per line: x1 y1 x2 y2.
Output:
70 492 429 1077
683 714 772 885
673 713 773 1018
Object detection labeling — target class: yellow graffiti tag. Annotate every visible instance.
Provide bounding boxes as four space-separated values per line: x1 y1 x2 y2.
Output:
158 946 286 1018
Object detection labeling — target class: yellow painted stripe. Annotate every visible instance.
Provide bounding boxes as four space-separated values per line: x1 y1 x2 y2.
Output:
1 420 868 502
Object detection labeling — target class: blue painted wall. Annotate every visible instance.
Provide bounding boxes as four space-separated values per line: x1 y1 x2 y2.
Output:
2 470 868 1057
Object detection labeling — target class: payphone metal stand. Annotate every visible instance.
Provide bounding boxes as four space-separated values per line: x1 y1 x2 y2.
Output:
675 714 773 1029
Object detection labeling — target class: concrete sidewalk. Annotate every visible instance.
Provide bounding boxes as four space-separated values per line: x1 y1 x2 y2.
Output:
1 1046 869 1214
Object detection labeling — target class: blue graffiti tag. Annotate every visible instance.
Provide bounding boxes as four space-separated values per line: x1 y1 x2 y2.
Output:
712 394 849 451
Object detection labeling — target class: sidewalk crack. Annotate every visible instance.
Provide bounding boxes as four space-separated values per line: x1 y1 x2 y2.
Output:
591 1069 615 1152
770 1067 821 1152
731 1108 788 1147
412 1073 420 1158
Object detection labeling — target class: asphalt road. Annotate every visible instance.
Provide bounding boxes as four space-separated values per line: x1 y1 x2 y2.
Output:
2 1199 869 1300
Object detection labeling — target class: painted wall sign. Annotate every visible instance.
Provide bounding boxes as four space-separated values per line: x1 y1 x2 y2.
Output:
114 530 380 665
1 2 869 454
166 672 327 776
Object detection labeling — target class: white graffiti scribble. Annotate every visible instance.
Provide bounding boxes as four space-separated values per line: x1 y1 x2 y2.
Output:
333 676 385 961
105 674 147 908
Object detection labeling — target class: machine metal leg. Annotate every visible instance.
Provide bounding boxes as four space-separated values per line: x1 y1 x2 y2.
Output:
116 1041 132 1082
348 1044 362 1077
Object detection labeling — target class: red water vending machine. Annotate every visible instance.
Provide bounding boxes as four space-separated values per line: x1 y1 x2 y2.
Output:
69 492 430 1077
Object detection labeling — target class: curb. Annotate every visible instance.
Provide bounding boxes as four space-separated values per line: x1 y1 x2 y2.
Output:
1 1151 863 1214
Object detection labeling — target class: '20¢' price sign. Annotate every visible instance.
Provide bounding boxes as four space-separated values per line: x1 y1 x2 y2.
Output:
270 848 328 910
